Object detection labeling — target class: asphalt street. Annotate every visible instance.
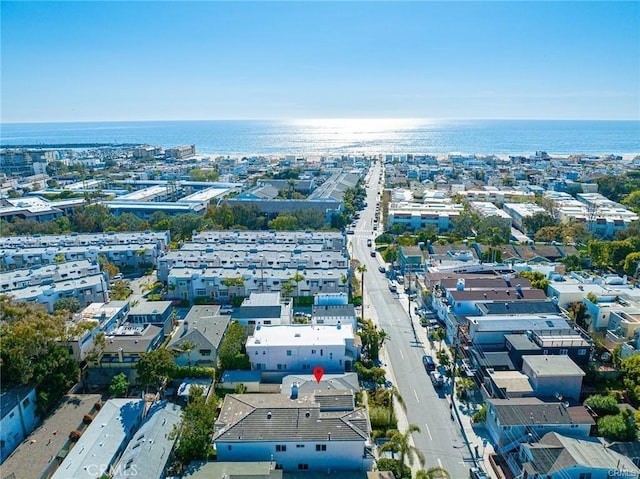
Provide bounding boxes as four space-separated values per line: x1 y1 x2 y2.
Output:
350 163 473 478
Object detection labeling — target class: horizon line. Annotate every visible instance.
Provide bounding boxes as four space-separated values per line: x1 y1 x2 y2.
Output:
2 116 640 125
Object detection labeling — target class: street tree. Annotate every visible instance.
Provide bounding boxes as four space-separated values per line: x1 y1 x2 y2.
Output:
378 424 425 474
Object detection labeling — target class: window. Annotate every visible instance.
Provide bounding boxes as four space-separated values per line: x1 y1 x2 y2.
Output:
276 445 287 452
559 349 568 355
578 349 587 355
277 364 287 370
196 289 206 297
199 349 211 356
228 445 232 450
298 464 309 470
286 350 292 356
316 444 327 451
296 444 305 448
578 473 592 479
311 349 316 354
22 397 30 408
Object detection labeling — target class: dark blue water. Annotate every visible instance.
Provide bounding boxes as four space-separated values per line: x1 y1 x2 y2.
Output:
1 119 638 156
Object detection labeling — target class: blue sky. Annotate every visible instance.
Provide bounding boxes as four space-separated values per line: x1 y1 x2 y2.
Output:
1 1 639 122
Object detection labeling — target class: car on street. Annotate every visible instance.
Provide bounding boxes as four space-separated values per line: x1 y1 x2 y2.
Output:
422 354 436 372
367 239 372 247
378 266 386 273
430 371 445 388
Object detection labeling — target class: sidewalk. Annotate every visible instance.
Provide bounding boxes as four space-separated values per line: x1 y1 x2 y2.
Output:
394 289 499 479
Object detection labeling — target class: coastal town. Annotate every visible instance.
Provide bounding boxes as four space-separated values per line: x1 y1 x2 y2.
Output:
2 144 640 479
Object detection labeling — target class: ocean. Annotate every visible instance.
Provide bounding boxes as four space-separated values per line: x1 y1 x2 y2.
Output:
1 119 639 156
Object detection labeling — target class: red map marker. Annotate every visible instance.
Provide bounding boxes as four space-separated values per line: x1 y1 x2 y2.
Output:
313 366 324 383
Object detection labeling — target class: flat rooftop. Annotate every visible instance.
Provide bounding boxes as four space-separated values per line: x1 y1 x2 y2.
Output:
523 355 586 377
247 324 354 347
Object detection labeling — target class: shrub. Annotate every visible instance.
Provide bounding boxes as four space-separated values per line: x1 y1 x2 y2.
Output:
172 366 215 380
376 458 411 479
472 404 487 423
369 405 397 429
69 430 82 442
83 414 93 424
584 394 620 416
94 402 102 410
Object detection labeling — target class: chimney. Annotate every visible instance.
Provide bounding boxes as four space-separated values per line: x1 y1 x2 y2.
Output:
291 382 299 400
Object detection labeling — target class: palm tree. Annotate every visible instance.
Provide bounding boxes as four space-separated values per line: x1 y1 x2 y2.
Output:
433 327 446 351
290 272 305 298
178 340 196 366
378 424 425 474
416 467 451 479
281 280 295 298
357 264 367 323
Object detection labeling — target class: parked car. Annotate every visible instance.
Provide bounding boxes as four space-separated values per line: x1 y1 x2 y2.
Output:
378 266 386 273
422 354 436 372
469 467 489 479
367 239 372 247
430 371 445 388
220 304 234 314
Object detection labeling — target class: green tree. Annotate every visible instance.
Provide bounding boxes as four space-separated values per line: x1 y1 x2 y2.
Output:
218 321 250 371
562 254 583 272
268 214 299 230
171 385 218 465
0 297 79 415
290 272 305 298
357 264 367 323
136 348 176 391
621 355 640 406
432 328 446 351
378 425 425 474
451 208 480 239
518 271 550 291
624 252 640 277
522 213 558 235
54 297 81 315
109 372 129 397
567 301 589 330
456 377 475 401
597 410 636 441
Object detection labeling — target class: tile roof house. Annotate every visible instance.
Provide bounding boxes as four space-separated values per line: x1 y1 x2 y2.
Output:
212 391 373 472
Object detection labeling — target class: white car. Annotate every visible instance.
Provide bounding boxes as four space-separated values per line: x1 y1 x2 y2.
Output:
220 304 234 314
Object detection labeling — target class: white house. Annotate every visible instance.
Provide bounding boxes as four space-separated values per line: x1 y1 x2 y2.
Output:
0 385 40 464
212 391 374 472
246 324 358 376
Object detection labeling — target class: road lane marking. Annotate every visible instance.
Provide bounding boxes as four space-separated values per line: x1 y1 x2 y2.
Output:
424 423 433 441
413 389 420 403
438 458 443 469
399 349 404 359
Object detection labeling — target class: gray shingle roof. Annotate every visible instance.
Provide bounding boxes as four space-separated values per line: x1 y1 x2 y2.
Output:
213 393 369 443
488 398 594 427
